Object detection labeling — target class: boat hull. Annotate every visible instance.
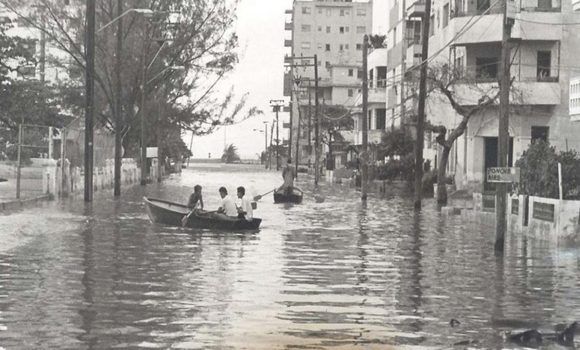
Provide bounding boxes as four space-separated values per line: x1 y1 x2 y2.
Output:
273 188 303 204
144 197 261 230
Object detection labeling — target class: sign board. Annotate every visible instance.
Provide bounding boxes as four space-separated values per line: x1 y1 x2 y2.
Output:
486 167 520 183
146 147 158 158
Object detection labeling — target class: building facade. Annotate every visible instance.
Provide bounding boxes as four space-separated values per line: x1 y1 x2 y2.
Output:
284 0 373 166
385 0 580 192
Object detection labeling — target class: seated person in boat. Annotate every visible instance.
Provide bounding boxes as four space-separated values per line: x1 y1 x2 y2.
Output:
236 186 253 221
278 158 296 195
187 185 204 211
216 186 238 218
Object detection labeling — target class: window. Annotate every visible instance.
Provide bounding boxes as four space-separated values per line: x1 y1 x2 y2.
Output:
356 26 366 34
369 68 374 88
368 113 372 130
318 26 322 32
325 61 331 69
339 44 344 51
537 51 551 80
21 41 37 58
443 3 449 28
376 109 386 130
302 6 311 14
17 65 36 78
356 43 362 50
340 9 345 16
345 26 350 33
325 44 330 51
377 67 387 87
429 15 435 36
348 69 354 77
326 8 332 16
326 26 331 33
476 57 498 79
340 26 345 34
345 44 349 50
357 8 367 16
454 56 464 76
357 69 363 78
348 89 354 97
301 41 311 50
301 24 311 32
531 126 549 143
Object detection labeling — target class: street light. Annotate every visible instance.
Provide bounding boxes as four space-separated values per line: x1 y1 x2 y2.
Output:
253 122 268 167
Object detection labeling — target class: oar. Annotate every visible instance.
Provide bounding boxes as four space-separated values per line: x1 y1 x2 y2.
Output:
181 209 217 227
253 188 276 201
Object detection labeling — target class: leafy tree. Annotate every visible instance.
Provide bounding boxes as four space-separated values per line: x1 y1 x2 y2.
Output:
1 0 261 189
221 143 240 164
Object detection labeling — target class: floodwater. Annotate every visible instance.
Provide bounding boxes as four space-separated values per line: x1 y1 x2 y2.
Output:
0 163 579 349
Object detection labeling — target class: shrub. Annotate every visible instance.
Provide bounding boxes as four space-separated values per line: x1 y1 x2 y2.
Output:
515 140 580 199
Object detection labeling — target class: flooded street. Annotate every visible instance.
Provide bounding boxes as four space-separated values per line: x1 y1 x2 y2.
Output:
1 164 579 349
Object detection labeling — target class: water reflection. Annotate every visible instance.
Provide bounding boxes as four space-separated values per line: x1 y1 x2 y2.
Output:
0 164 579 349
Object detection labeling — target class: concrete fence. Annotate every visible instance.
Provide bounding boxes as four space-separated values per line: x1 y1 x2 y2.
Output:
43 158 142 197
502 193 580 243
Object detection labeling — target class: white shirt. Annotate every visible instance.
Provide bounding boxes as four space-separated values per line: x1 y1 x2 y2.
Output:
238 196 253 221
220 195 238 217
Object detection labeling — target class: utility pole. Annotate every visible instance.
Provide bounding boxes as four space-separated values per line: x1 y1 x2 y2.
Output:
414 0 433 210
270 99 284 170
140 61 147 186
314 54 320 186
269 121 274 169
84 0 95 202
495 0 513 253
361 35 369 202
400 0 407 126
114 0 123 196
295 93 301 178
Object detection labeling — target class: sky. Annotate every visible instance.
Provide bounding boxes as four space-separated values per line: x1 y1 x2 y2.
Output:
185 0 293 160
187 0 387 160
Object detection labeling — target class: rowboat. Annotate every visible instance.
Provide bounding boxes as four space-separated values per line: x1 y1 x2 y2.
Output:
144 197 261 230
273 187 303 204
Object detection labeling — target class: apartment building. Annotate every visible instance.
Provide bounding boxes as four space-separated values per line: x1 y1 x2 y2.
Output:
284 0 372 166
386 0 580 192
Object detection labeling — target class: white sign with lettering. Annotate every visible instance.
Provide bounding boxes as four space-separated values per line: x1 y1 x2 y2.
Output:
486 167 520 183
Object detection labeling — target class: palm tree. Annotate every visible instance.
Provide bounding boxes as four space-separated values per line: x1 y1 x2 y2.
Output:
221 144 241 163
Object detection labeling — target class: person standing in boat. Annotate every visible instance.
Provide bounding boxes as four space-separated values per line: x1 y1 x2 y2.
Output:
236 186 253 221
278 158 296 195
216 187 238 217
187 185 204 211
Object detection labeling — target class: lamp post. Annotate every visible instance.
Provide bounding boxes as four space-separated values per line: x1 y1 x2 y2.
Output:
253 121 268 167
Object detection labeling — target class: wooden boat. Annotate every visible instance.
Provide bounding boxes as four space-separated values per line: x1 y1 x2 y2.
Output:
144 197 261 230
273 187 303 204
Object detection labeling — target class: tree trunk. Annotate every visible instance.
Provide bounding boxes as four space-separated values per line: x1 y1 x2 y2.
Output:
437 145 451 205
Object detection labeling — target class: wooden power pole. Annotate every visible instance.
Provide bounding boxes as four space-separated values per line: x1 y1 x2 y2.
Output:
495 0 513 253
414 0 433 210
361 35 369 201
84 0 95 202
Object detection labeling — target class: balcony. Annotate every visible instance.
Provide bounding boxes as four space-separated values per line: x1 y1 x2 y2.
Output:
511 12 563 41
520 0 561 12
452 80 561 106
284 39 292 47
407 0 426 17
449 14 503 45
285 22 293 30
369 86 387 104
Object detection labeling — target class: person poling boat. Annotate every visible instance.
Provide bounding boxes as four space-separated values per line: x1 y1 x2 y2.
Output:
277 158 296 195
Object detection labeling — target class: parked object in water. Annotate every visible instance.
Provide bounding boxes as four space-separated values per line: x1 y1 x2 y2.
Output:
505 321 577 348
274 187 303 204
144 197 261 230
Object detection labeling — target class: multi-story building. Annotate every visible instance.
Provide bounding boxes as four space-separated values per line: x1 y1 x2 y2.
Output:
385 0 580 192
284 0 373 166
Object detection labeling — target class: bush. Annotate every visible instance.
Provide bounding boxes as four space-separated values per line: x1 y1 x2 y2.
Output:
376 154 415 181
515 140 580 199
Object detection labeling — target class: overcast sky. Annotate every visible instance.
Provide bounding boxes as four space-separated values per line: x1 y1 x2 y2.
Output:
188 0 387 160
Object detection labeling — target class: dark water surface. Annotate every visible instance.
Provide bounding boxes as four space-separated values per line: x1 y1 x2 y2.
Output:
1 164 579 349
